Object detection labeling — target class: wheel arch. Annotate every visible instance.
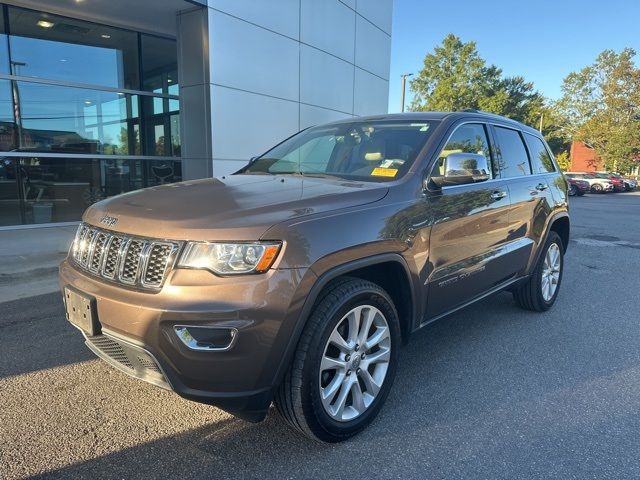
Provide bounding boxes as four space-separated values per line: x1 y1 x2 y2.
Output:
272 254 417 389
528 211 570 274
549 215 570 253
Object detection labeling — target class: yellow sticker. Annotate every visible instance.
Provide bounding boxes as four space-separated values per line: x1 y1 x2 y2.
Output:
371 167 398 177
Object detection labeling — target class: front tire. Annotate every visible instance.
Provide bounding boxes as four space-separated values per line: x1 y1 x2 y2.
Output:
591 183 603 193
568 184 577 196
513 232 564 312
275 277 400 442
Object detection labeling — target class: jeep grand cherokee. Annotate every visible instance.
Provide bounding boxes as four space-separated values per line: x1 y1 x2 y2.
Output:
60 111 569 442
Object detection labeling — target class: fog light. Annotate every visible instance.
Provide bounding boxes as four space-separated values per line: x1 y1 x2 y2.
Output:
174 325 238 351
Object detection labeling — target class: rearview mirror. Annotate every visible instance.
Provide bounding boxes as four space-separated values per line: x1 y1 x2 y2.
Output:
430 153 490 187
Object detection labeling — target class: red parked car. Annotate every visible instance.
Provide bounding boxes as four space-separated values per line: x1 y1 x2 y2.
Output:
594 172 625 192
566 177 589 196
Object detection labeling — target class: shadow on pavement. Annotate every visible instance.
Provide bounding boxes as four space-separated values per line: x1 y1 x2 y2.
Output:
0 292 93 379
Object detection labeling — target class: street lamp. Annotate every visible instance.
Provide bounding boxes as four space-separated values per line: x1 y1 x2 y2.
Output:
400 73 413 113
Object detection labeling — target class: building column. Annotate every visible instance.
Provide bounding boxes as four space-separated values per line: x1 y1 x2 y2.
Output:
176 6 213 180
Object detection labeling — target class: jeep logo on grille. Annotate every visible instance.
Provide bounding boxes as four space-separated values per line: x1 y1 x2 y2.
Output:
100 215 118 227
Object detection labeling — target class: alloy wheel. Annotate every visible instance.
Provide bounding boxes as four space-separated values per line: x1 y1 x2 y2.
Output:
541 243 561 302
319 305 391 422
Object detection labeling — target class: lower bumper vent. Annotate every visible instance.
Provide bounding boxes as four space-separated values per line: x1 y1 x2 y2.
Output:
86 334 170 390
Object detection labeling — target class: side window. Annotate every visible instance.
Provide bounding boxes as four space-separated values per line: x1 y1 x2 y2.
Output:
433 123 492 177
525 134 556 173
494 127 531 178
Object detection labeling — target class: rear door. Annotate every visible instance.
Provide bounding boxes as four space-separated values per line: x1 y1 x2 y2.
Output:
491 126 555 275
425 123 513 318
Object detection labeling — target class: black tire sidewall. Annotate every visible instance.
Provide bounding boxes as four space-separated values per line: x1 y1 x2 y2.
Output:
568 184 576 196
302 287 400 441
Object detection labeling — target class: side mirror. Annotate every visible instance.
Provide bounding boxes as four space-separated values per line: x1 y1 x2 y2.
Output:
430 153 490 187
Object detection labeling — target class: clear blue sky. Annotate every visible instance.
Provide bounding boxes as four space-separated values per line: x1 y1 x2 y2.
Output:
388 0 640 112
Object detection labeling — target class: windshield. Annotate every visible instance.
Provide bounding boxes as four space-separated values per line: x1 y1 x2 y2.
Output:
238 120 437 182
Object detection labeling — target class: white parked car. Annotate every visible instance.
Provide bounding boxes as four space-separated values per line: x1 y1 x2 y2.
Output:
565 172 614 193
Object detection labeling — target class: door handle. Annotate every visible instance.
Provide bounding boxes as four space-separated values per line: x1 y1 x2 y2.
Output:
535 183 548 191
490 190 507 200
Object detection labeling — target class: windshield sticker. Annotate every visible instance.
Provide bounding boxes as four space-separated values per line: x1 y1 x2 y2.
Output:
371 167 398 177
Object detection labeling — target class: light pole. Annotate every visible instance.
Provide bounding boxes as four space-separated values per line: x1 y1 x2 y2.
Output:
400 73 413 112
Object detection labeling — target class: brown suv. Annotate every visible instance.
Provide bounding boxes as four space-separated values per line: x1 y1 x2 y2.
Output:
60 111 569 442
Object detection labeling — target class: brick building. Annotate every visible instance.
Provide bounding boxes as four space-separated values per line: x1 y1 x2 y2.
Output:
570 141 640 175
570 141 600 171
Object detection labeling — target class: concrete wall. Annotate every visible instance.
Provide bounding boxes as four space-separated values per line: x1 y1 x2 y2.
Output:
181 0 393 177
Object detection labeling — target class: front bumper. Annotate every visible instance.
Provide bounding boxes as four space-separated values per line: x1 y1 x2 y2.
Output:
59 259 309 421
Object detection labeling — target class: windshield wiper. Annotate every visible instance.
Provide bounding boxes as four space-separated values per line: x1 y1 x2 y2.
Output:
298 172 343 180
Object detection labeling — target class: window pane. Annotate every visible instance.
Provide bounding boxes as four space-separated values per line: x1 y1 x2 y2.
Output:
141 95 180 157
0 9 9 74
8 7 140 89
16 157 181 224
153 124 165 155
0 158 23 225
16 81 140 155
0 79 16 150
525 134 555 173
494 127 532 178
170 114 180 156
145 159 182 187
435 123 492 177
141 34 178 92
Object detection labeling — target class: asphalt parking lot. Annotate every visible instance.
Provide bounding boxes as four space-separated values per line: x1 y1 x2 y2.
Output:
2 192 640 480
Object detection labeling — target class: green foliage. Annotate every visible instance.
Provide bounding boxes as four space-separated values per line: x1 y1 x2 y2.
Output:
555 151 570 171
557 48 640 173
409 34 544 127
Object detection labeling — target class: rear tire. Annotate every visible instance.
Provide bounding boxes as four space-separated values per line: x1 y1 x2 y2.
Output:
513 232 564 312
568 184 577 196
275 277 400 443
591 183 603 193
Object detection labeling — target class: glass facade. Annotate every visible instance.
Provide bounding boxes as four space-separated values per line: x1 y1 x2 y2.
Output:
0 4 181 226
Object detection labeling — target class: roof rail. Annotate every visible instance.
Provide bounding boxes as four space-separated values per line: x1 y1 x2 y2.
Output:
458 109 530 126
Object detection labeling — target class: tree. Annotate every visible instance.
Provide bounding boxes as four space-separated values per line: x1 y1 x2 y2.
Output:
557 48 640 173
409 34 544 126
555 151 570 171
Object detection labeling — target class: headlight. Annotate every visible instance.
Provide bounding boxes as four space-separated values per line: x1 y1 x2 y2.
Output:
177 241 281 275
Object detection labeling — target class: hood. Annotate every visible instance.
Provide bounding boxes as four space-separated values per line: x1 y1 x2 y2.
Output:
83 175 389 241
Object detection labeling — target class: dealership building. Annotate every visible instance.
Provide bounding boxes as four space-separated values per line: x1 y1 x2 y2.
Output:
0 0 392 228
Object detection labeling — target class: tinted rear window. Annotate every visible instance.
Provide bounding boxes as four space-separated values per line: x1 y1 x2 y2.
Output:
525 134 555 174
494 127 531 178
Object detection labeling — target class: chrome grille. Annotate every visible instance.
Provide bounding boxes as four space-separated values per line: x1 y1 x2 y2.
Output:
119 239 145 284
103 236 123 279
89 232 109 273
143 243 174 288
71 223 180 290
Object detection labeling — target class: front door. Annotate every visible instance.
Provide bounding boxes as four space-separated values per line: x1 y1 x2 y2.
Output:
425 123 513 318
